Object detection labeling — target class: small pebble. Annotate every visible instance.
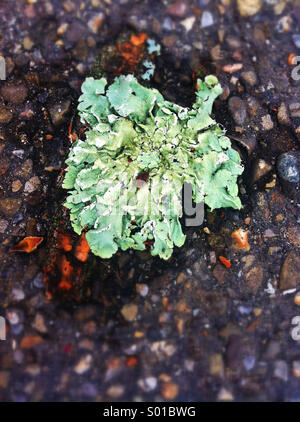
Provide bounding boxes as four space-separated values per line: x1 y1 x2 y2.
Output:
6 309 22 325
243 356 255 371
88 12 104 34
161 382 179 400
74 355 92 375
201 11 214 28
0 198 22 217
228 97 247 126
241 71 257 87
167 1 188 18
180 16 195 32
294 293 300 306
136 284 149 297
24 176 40 193
33 272 44 289
218 387 233 401
49 100 71 126
292 361 300 378
121 304 138 321
292 34 300 49
32 314 47 333
106 384 124 399
162 17 174 31
238 305 252 315
12 180 22 193
237 0 262 17
261 115 274 131
0 219 8 233
11 288 25 302
274 360 288 382
279 251 300 291
138 376 157 392
0 83 28 104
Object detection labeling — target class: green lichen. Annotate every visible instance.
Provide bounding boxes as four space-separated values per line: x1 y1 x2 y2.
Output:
63 74 243 260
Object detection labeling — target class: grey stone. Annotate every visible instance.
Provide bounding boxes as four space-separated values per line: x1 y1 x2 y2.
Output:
228 97 247 126
277 151 300 197
274 360 288 382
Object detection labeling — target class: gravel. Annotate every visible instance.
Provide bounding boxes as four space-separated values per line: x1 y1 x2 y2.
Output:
0 0 300 403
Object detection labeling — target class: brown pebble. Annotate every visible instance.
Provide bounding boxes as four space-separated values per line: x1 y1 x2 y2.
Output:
294 293 300 306
15 159 33 179
0 371 10 389
292 361 300 378
107 384 124 399
280 251 300 291
209 353 224 377
20 335 43 349
0 104 13 123
88 12 104 34
12 180 22 193
0 83 28 104
32 314 47 333
246 266 263 293
222 63 243 74
121 304 138 321
213 264 227 284
176 272 185 284
0 198 22 217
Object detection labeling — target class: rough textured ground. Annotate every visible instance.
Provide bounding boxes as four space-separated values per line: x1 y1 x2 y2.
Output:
1 0 300 402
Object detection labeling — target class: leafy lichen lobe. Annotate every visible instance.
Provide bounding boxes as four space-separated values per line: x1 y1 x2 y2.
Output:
63 74 243 260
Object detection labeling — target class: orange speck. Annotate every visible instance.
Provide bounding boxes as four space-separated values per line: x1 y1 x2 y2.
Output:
219 256 232 268
115 33 148 75
57 232 73 252
192 7 202 17
161 382 179 401
45 134 53 140
126 356 138 367
75 233 90 262
130 33 147 46
231 228 250 251
57 255 73 290
68 120 73 136
288 53 296 66
9 237 43 253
